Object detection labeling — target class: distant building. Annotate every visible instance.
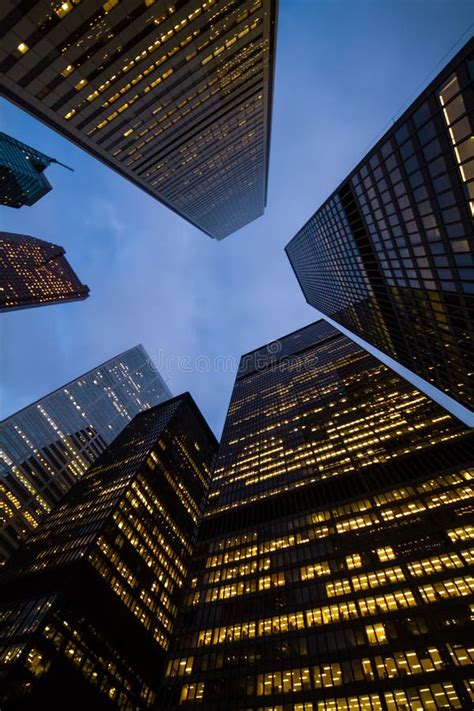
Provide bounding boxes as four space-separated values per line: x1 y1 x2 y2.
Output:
0 231 89 311
0 132 58 208
162 321 474 709
0 345 171 563
0 1 278 239
286 38 474 410
0 394 217 709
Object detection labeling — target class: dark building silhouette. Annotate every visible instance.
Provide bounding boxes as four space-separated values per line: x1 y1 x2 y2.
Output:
0 132 58 208
0 394 217 709
0 1 278 239
0 231 89 311
162 321 474 709
286 38 474 411
0 345 171 564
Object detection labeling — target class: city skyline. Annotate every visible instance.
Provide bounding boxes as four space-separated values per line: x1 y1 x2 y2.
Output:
1 322 472 708
1 1 472 436
0 3 473 706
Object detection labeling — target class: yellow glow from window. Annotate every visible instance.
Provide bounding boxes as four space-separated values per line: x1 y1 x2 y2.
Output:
17 43 29 54
61 64 75 78
55 1 73 17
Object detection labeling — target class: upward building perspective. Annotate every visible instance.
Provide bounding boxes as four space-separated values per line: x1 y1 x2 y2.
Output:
0 394 217 709
0 131 59 208
0 345 171 565
286 38 474 411
0 0 278 239
161 321 474 710
0 231 89 311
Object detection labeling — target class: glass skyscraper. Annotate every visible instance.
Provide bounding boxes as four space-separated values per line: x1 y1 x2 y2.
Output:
0 394 217 709
0 232 89 311
162 321 474 709
0 0 278 239
0 345 171 564
286 38 474 411
0 131 58 208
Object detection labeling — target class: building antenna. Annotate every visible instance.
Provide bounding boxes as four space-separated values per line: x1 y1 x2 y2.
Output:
50 158 74 172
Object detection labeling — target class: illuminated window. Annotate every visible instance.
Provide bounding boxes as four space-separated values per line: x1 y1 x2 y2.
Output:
180 682 204 703
439 73 474 216
313 662 343 688
365 623 387 645
346 553 362 569
55 2 73 17
448 643 474 666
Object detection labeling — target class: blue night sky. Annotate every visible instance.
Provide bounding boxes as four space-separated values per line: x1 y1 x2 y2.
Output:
1 0 473 437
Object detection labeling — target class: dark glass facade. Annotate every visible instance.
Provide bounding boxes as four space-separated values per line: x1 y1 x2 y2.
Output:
0 0 277 239
0 394 217 709
286 38 474 410
0 231 89 311
0 345 171 565
0 131 56 208
161 321 474 709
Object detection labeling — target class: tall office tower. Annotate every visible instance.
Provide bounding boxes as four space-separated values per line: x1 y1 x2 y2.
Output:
0 1 278 240
162 321 474 710
0 231 89 311
0 394 217 709
0 131 58 207
0 345 171 564
286 38 474 410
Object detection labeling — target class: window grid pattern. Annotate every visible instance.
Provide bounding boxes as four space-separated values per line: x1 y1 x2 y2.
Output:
161 321 474 709
0 345 171 565
0 131 54 207
0 0 277 239
0 396 217 708
0 231 89 311
286 39 474 409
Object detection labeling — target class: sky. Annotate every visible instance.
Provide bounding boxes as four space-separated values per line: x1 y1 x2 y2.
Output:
1 0 473 438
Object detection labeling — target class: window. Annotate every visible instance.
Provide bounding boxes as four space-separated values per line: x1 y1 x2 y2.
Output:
365 623 387 645
180 683 204 703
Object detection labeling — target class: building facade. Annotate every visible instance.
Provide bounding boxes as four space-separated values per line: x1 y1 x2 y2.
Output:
0 345 171 564
0 394 217 709
286 38 474 410
0 131 58 208
0 0 278 239
0 231 89 311
162 321 474 710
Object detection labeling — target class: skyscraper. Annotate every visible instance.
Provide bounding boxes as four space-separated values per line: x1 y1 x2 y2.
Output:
162 321 474 709
0 231 89 311
0 131 58 208
0 394 217 709
286 38 474 410
0 0 278 239
0 345 171 564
